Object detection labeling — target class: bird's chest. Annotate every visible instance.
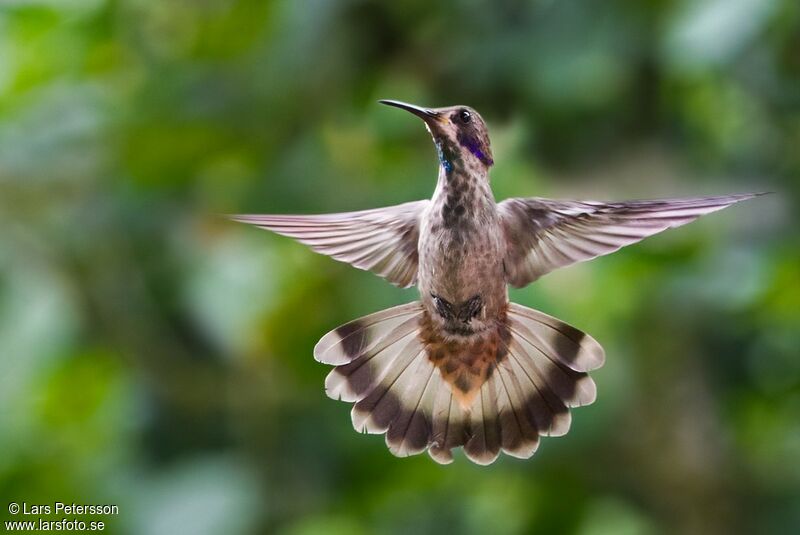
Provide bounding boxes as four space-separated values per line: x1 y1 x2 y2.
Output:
418 190 504 302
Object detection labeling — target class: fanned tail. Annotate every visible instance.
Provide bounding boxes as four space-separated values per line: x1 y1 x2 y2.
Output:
315 301 605 465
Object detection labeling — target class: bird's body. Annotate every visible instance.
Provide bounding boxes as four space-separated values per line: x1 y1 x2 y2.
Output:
418 140 511 410
232 100 760 465
420 162 505 333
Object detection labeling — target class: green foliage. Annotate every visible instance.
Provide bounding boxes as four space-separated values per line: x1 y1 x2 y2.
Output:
1 1 798 534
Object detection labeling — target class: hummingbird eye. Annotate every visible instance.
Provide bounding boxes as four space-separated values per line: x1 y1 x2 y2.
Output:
457 110 472 124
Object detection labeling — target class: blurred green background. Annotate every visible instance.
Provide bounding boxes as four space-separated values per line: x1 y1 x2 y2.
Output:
1 0 798 534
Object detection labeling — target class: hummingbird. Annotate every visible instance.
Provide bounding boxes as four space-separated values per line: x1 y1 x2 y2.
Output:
231 100 760 465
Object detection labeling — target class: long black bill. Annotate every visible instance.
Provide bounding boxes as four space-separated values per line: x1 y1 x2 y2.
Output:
379 99 440 123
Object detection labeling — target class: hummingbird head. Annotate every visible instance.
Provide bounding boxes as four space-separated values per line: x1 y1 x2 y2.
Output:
379 100 494 174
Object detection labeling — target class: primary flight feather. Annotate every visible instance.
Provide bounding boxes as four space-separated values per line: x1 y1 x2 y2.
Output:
231 100 759 465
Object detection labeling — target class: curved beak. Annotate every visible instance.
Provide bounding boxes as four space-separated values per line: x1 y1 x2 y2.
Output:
379 99 441 125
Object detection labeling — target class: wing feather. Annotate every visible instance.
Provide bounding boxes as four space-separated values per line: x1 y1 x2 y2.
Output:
499 193 761 287
231 200 428 288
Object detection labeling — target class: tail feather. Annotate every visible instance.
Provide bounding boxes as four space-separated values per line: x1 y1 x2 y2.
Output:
429 386 457 464
505 339 573 437
324 319 419 402
318 300 605 464
350 339 425 434
386 361 437 457
495 361 540 459
314 302 422 365
508 303 605 371
510 327 597 408
464 377 502 465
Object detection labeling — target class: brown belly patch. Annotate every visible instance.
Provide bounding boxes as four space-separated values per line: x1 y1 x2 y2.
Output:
418 308 511 410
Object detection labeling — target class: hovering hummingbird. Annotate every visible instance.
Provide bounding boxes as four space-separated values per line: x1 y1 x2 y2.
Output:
232 100 759 465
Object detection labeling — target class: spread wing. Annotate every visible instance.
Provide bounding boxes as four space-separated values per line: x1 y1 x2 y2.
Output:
230 200 429 288
499 193 760 288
